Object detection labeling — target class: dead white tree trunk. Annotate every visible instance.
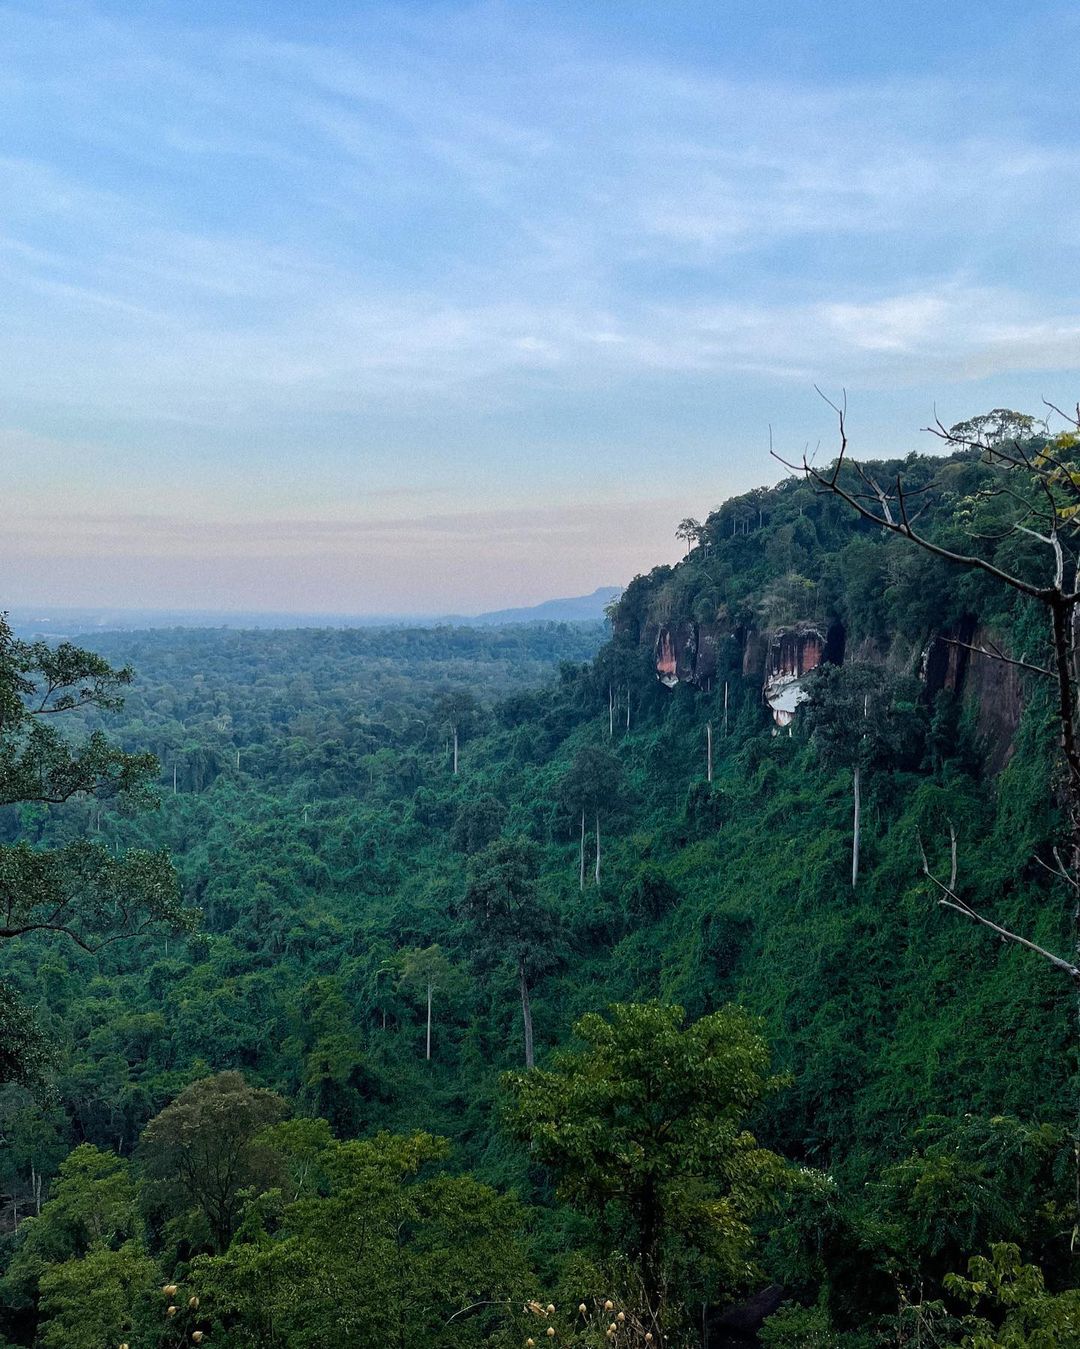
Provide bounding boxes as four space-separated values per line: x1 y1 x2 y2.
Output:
706 721 713 783
852 692 868 889
519 960 535 1069
595 811 601 885
579 809 586 891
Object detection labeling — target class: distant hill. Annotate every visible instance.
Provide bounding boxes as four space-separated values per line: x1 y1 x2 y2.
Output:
459 586 621 627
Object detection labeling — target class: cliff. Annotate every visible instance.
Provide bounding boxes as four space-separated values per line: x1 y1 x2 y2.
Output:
609 450 1031 756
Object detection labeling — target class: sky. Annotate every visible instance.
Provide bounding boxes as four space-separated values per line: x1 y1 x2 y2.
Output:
4 0 1080 615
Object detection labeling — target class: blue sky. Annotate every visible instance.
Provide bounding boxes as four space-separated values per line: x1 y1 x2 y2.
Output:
5 0 1080 614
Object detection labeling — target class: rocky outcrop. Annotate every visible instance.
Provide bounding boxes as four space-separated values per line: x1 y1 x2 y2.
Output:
654 621 729 688
655 621 698 687
741 629 767 679
653 619 846 726
651 609 1022 760
965 634 1023 773
922 614 977 697
923 620 1023 772
763 625 828 728
656 628 678 687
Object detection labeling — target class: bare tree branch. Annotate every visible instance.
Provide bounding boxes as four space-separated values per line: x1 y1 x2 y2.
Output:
938 636 1055 681
917 833 1080 980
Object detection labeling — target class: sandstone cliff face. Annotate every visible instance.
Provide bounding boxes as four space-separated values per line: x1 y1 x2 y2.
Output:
963 633 1023 773
922 614 977 697
655 621 699 688
763 626 828 728
923 621 1023 771
654 622 729 688
651 613 1023 755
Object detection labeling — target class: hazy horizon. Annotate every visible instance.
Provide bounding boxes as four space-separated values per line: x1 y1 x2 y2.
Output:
6 583 622 628
5 0 1080 612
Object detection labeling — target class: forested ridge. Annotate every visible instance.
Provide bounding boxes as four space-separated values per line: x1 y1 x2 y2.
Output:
3 434 1080 1346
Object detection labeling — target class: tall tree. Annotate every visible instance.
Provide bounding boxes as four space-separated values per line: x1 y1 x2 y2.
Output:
505 1002 787 1339
780 404 1080 971
0 616 194 1088
675 517 703 557
803 663 919 889
138 1072 287 1253
435 690 477 777
0 1143 145 1337
457 839 555 1068
560 746 625 887
193 1131 530 1349
396 944 462 1061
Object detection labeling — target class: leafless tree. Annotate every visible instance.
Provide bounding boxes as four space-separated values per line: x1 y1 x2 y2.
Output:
777 393 1080 970
777 391 1080 1226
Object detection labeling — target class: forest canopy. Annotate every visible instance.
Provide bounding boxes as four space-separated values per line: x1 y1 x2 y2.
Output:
3 435 1080 1345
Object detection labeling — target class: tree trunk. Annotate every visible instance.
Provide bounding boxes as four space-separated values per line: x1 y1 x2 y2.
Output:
723 680 729 735
639 1174 663 1338
519 960 535 1069
579 809 586 891
706 721 713 783
595 811 601 886
426 981 433 1061
852 692 868 889
452 725 459 776
609 684 614 739
626 685 631 731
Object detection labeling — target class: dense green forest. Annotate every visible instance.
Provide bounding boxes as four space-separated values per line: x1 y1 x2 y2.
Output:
4 431 1080 1346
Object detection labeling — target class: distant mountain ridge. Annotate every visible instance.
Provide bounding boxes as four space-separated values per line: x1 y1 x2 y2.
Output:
6 587 621 639
453 586 621 627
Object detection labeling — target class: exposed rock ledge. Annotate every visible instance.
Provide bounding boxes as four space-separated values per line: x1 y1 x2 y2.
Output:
652 614 1022 756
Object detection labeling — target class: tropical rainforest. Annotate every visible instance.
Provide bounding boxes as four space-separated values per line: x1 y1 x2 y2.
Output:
3 420 1080 1347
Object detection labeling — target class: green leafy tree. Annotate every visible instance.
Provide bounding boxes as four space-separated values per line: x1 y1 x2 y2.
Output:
876 1115 1068 1295
0 615 194 1087
396 944 464 1060
138 1072 288 1253
560 746 625 888
505 1002 788 1336
451 793 508 854
435 689 478 776
193 1130 530 1349
0 1144 143 1332
459 839 556 1068
0 1088 68 1221
675 517 703 558
946 1243 1080 1347
35 1240 159 1349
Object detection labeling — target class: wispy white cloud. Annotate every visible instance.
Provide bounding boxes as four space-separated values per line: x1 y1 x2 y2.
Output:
3 2 1080 608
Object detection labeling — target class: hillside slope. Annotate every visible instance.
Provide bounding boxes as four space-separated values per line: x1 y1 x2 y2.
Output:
1 447 1075 1341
